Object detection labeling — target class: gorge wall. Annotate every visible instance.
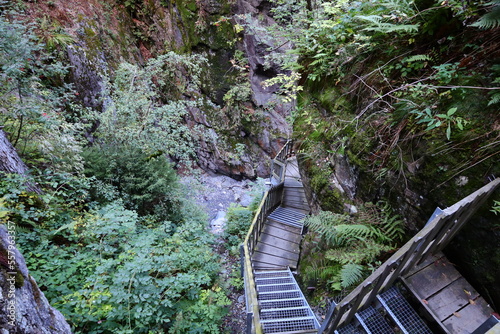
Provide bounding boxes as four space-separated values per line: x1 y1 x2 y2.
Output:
23 0 292 179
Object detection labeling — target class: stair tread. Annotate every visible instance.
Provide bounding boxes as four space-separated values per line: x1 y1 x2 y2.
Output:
378 286 432 334
356 306 395 334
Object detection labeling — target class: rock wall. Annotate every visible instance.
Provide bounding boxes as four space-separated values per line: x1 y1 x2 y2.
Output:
24 0 291 179
0 225 72 333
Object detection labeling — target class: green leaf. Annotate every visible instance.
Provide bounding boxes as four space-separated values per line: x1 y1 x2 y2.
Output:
446 124 451 140
447 107 457 116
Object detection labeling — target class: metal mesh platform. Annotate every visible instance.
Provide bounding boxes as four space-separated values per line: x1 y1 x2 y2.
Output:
357 306 395 334
254 270 290 279
268 206 306 227
335 323 366 334
255 277 294 285
258 290 303 300
260 298 308 310
255 269 320 333
378 286 433 334
258 283 297 293
260 306 311 320
261 317 318 333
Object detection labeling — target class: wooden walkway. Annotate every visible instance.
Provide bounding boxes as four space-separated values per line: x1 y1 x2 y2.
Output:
251 158 310 270
403 252 496 334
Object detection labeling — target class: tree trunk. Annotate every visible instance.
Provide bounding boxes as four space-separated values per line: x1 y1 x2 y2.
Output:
0 129 40 193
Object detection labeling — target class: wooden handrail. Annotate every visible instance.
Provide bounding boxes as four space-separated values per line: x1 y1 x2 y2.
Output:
320 177 500 333
271 139 293 183
242 140 292 333
243 182 284 333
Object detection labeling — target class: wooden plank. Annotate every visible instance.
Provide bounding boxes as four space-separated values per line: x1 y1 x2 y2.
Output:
404 252 444 277
259 232 301 249
260 227 302 245
253 243 300 262
252 251 298 268
404 256 461 299
426 277 479 321
264 220 302 234
443 297 494 334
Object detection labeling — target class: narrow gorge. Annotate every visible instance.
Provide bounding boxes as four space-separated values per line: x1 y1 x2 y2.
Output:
0 0 499 333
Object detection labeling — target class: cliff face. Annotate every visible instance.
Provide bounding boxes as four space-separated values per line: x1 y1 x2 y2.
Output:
23 0 291 179
0 225 71 333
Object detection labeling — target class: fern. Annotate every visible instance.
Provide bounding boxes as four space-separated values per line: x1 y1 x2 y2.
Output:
470 1 500 30
488 92 500 106
356 15 419 33
326 240 393 264
339 264 365 289
404 54 431 63
333 224 379 246
303 258 341 283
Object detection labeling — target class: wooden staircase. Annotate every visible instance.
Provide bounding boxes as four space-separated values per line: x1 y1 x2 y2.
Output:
244 140 500 334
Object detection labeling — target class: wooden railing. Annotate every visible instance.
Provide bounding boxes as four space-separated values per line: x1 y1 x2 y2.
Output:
243 182 284 334
242 140 292 333
271 139 293 183
320 177 500 333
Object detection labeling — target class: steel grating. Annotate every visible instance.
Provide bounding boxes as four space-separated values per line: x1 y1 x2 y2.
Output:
260 306 311 320
357 306 395 334
255 277 294 285
258 283 297 293
378 286 433 334
335 323 366 334
258 290 302 300
254 271 290 279
260 298 307 309
261 317 317 333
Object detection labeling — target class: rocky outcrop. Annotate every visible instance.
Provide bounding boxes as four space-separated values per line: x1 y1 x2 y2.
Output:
38 0 291 179
0 225 72 333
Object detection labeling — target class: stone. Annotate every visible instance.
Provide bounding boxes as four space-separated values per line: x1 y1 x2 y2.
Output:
0 225 72 333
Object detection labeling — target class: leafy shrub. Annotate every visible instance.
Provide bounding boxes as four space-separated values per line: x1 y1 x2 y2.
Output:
18 200 224 334
82 145 180 220
224 204 254 248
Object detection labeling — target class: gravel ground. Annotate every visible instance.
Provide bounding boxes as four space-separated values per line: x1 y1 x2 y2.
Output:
181 172 268 333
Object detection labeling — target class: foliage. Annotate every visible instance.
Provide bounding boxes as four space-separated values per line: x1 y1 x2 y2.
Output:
223 180 265 251
224 204 254 248
82 145 180 220
95 52 208 166
470 0 500 29
302 202 404 291
492 200 500 215
0 9 83 172
15 190 226 333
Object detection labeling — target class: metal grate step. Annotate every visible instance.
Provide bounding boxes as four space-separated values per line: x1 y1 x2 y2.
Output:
268 206 306 227
261 316 318 333
258 290 303 300
260 297 309 310
255 269 320 333
356 306 395 334
258 283 298 293
335 323 366 334
255 277 295 285
377 286 433 334
260 306 312 320
255 270 291 279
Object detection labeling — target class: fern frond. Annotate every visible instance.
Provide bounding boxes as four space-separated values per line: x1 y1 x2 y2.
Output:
303 258 341 283
405 54 431 63
339 263 365 289
488 92 500 106
326 240 394 264
470 5 500 29
363 23 419 33
356 15 384 25
333 224 378 246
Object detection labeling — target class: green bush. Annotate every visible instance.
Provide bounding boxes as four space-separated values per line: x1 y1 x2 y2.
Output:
82 145 181 220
